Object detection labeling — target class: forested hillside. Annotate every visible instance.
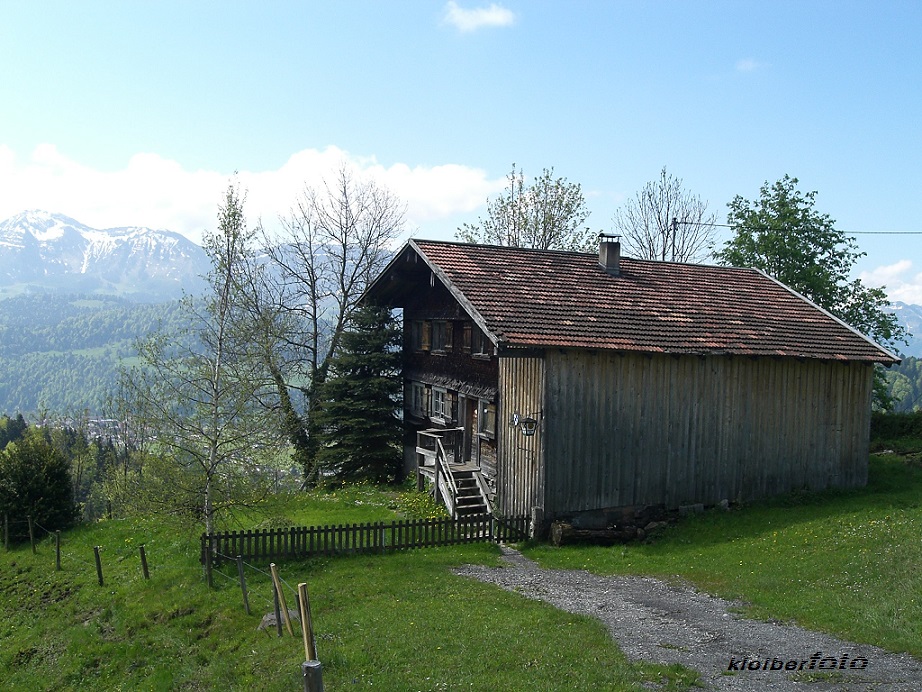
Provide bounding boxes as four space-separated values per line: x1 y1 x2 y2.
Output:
884 356 922 412
0 293 183 414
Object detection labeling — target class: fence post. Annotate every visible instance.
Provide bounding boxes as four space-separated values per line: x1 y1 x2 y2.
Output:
28 515 35 554
299 582 323 692
205 544 213 588
3 513 8 550
270 563 294 636
93 546 104 586
55 531 61 570
272 581 283 638
236 555 251 615
139 545 150 580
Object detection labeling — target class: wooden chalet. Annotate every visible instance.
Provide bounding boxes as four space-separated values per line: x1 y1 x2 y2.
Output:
364 237 899 531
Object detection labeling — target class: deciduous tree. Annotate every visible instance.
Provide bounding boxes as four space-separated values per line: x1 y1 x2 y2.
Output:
715 175 906 408
457 164 594 251
0 428 78 542
247 166 406 484
612 167 717 262
119 182 284 533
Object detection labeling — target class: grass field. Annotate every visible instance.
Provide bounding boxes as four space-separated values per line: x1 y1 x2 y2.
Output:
0 484 697 691
3 449 920 690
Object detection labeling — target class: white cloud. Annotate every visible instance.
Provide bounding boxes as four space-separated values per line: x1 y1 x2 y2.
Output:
860 260 922 305
735 58 764 73
0 144 504 245
442 1 516 33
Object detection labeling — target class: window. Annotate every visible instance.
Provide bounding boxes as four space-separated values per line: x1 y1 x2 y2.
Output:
431 320 453 352
408 382 427 418
478 400 496 438
410 321 430 351
431 388 449 421
471 326 493 357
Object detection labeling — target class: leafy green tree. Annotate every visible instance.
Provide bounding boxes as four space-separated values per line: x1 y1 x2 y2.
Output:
0 429 79 542
612 167 717 262
313 304 403 484
0 413 27 449
715 175 906 409
119 182 284 533
457 164 594 251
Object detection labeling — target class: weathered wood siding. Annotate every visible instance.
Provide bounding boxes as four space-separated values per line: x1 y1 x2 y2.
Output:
540 350 874 516
496 353 546 517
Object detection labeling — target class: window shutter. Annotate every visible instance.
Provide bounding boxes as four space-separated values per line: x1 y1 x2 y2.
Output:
445 321 453 352
422 321 431 351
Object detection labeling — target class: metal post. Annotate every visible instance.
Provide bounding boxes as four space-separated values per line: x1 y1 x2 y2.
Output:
273 582 283 638
236 555 250 615
204 544 213 588
93 546 104 586
139 545 150 579
55 531 61 570
28 515 35 554
301 660 324 692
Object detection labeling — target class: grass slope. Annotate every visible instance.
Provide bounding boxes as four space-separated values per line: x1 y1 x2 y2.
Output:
0 485 696 691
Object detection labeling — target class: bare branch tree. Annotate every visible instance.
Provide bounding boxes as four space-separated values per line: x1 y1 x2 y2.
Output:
254 165 407 482
612 167 717 262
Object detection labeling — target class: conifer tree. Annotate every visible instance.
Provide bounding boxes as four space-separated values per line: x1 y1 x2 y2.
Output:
314 305 403 484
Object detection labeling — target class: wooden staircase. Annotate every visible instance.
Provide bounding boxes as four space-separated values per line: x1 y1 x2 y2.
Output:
416 429 492 519
450 466 489 516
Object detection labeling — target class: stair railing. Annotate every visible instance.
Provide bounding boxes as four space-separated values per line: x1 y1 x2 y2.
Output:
433 438 459 518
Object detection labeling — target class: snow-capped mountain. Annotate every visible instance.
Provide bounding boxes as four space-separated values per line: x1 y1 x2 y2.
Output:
886 302 922 358
0 211 209 301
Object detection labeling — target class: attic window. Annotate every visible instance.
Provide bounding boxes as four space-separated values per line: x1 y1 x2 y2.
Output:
471 326 493 358
431 320 452 352
411 321 430 351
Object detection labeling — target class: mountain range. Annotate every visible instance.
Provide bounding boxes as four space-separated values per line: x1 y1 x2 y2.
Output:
0 210 920 355
0 211 208 301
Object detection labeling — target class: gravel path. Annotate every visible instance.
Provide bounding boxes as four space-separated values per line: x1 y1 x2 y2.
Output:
454 547 922 691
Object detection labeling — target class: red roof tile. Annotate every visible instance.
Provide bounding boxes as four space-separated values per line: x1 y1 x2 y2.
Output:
395 240 898 363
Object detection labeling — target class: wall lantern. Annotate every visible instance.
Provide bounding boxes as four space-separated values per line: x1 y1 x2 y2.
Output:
510 412 540 437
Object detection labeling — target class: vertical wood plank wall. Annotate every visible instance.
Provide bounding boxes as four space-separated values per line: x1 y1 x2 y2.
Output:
529 350 875 516
497 354 546 517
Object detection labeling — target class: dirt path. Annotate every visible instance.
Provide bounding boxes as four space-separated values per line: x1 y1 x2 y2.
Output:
453 547 922 691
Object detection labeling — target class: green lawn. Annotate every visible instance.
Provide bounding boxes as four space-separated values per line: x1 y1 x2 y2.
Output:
0 486 696 691
523 453 922 658
4 454 919 690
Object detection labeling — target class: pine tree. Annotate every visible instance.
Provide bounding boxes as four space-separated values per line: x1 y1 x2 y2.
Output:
314 305 403 484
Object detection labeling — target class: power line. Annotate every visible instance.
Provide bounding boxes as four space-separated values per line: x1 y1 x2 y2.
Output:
680 220 922 235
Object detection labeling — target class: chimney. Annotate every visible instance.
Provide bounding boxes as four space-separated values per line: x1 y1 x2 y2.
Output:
598 234 621 276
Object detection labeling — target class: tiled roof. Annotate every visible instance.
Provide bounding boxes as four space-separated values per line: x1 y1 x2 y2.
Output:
407 239 898 363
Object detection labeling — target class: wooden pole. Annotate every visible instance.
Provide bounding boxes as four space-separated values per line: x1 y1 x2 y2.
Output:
28 515 35 554
139 545 150 580
269 563 294 636
297 582 316 660
3 513 8 550
236 555 250 615
55 531 61 570
93 546 104 586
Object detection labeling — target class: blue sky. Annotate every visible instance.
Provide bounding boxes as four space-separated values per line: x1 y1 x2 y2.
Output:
2 1 921 301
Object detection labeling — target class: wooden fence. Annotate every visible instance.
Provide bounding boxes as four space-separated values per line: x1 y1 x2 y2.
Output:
200 514 529 565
